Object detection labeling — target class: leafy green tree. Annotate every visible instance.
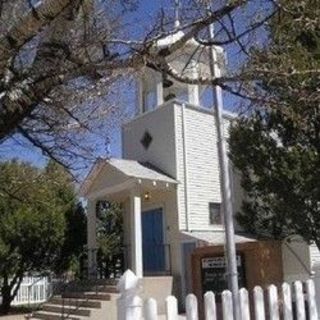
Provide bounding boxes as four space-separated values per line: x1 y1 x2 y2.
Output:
44 161 87 276
0 160 85 314
96 201 123 278
0 161 65 313
229 1 320 246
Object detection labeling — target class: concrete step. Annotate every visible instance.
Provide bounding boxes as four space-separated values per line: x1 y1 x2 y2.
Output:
42 305 91 317
94 285 118 293
32 311 81 320
62 292 111 301
70 278 118 288
91 278 118 286
49 297 101 309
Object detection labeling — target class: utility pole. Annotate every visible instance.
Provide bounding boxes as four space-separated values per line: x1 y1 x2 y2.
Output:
207 13 240 320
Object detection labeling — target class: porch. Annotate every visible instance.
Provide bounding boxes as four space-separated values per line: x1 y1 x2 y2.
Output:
80 158 178 279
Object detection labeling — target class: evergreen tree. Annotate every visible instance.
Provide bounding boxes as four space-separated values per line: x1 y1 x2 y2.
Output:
45 161 87 276
96 201 123 278
229 1 320 246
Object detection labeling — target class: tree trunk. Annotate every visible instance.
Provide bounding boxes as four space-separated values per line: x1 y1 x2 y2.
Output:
0 276 13 315
0 272 24 315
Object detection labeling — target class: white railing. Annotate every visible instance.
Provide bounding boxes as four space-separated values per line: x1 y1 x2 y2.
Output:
11 276 50 306
117 269 319 320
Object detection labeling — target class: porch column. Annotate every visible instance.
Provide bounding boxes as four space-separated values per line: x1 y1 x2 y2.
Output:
87 199 97 279
130 188 143 278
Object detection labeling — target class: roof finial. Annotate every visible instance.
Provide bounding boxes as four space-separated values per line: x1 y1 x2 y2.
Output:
174 0 180 29
105 137 111 159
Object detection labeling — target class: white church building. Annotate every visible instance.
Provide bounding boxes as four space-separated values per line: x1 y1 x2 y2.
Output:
80 27 320 305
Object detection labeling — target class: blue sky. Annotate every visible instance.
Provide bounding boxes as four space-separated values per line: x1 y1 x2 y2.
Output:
0 0 269 171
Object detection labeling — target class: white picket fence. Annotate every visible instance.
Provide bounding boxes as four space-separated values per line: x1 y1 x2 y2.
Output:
117 270 319 320
11 276 51 306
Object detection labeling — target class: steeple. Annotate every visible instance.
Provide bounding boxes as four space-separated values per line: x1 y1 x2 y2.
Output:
105 137 111 159
174 0 180 29
135 1 227 116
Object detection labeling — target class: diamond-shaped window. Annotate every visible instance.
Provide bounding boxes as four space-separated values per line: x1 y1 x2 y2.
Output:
140 131 153 150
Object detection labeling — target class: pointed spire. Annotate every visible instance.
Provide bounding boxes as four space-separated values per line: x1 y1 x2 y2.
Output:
174 0 180 29
105 137 111 159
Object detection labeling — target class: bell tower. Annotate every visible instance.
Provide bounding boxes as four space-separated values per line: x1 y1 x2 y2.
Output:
137 61 200 115
123 21 227 175
135 18 226 116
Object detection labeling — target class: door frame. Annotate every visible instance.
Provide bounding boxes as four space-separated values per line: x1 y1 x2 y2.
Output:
142 205 168 274
181 240 197 302
142 202 167 246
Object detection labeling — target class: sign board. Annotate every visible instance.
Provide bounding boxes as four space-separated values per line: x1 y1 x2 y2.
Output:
201 255 246 298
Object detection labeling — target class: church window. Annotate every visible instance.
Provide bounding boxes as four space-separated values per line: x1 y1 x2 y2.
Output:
199 86 214 109
209 202 222 224
140 131 153 150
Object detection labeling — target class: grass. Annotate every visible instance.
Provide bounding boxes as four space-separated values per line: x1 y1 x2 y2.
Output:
1 304 41 316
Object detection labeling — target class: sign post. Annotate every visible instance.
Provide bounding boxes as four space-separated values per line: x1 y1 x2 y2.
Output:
201 255 245 298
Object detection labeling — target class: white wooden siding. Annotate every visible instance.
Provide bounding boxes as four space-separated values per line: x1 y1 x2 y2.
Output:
174 105 186 229
174 104 235 231
122 104 177 178
89 165 128 195
121 101 239 231
310 244 320 314
310 243 320 270
184 106 221 230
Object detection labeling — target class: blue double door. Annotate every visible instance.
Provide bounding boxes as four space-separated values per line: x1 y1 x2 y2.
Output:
142 208 166 273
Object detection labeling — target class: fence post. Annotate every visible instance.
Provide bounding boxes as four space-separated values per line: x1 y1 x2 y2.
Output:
306 279 318 320
253 286 265 320
204 291 216 320
144 298 158 320
282 282 293 320
222 290 233 320
186 294 198 320
117 269 143 320
166 296 178 320
268 285 279 320
294 281 306 320
239 288 250 320
28 282 31 308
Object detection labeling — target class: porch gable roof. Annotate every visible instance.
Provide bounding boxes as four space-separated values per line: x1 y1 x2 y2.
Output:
80 157 177 198
108 158 176 183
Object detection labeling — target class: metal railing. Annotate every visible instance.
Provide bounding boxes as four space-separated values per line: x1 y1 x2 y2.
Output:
11 243 172 318
123 243 172 275
44 248 121 320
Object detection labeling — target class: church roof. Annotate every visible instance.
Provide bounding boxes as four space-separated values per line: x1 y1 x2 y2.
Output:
108 158 177 184
182 231 256 245
80 158 177 197
156 30 184 48
155 30 199 49
153 30 226 75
